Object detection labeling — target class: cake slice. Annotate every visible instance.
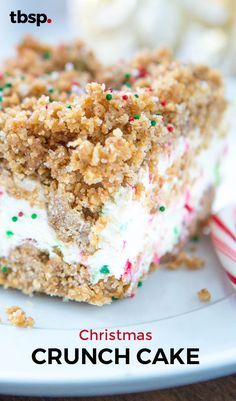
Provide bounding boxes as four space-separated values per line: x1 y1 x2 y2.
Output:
0 39 227 305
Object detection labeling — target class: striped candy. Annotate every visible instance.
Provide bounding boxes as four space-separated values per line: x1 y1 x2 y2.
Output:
210 205 236 288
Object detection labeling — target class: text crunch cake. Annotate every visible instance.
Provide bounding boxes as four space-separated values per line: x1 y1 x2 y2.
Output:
0 37 228 305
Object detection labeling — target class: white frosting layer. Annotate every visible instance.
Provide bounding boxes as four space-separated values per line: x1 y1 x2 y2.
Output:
0 133 225 286
0 190 80 265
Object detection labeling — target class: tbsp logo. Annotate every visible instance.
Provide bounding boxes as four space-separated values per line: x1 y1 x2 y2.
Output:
9 10 52 27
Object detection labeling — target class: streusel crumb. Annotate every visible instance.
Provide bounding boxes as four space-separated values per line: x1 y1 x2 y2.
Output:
0 37 226 225
5 35 101 77
5 306 35 328
198 288 211 302
166 252 205 270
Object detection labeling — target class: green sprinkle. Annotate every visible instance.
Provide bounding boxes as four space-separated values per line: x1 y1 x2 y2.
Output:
138 281 143 288
134 115 140 120
112 296 118 301
67 104 72 109
125 82 132 88
6 230 14 237
5 82 12 88
31 213 38 220
100 265 110 274
12 216 18 222
1 266 7 273
0 97 2 102
134 94 139 98
150 120 156 126
43 51 51 60
49 98 53 103
124 73 131 80
0 87 3 91
174 226 180 236
106 93 113 101
159 205 165 212
191 235 199 242
48 88 54 93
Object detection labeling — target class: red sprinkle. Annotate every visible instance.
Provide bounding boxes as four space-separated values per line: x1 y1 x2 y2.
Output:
18 212 24 217
127 182 136 192
167 125 174 132
129 116 135 122
161 100 167 107
185 204 193 213
122 94 128 100
138 67 148 78
124 260 132 275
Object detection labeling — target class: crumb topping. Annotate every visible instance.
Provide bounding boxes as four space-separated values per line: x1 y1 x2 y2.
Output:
0 36 101 109
166 251 205 270
0 37 227 224
5 305 35 328
4 35 100 76
198 288 211 302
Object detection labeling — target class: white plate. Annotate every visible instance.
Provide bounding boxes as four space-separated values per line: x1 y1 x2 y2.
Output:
0 80 235 397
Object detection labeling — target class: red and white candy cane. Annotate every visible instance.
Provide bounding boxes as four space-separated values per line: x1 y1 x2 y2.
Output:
210 205 236 288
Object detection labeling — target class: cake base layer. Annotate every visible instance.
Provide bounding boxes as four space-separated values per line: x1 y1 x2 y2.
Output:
0 188 214 305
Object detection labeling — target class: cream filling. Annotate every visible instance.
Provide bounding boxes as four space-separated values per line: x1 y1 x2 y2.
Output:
0 133 226 285
0 190 80 265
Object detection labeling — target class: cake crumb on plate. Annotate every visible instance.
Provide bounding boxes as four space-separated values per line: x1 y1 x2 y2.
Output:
5 306 35 328
166 252 205 270
198 288 211 302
